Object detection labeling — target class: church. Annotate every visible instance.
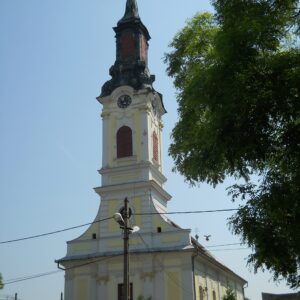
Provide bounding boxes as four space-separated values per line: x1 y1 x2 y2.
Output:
56 1 247 299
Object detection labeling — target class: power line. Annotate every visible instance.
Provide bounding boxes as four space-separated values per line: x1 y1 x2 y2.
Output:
209 248 248 251
0 202 244 286
206 242 242 248
0 209 238 245
0 295 20 300
134 208 238 216
4 271 61 285
3 242 249 285
0 217 113 245
4 254 123 285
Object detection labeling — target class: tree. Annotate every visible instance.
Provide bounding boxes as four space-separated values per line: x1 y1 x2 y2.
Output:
222 289 236 300
0 273 4 290
165 0 300 288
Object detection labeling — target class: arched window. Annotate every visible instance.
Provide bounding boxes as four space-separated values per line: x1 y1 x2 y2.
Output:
117 126 133 158
212 290 216 300
199 286 204 300
152 131 158 162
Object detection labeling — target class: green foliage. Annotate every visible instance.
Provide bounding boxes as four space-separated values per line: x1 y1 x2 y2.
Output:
165 0 300 288
137 296 152 300
222 289 236 300
0 273 4 290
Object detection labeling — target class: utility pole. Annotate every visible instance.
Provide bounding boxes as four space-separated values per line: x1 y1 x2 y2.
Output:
123 197 130 300
114 197 135 300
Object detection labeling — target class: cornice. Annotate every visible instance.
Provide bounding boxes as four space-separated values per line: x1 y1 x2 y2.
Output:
94 179 171 201
99 161 167 183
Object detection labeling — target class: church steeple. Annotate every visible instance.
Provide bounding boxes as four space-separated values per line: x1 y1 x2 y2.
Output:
118 0 140 24
100 0 155 97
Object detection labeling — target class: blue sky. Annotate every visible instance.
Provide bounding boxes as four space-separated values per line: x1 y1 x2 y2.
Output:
0 1 294 300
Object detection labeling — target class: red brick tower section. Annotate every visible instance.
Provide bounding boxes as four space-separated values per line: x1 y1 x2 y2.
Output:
100 0 154 97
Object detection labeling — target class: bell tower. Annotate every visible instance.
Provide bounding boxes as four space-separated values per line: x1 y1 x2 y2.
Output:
93 0 186 245
96 0 170 197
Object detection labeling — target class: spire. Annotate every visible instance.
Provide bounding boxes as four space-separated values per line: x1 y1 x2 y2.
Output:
118 0 140 24
99 0 155 97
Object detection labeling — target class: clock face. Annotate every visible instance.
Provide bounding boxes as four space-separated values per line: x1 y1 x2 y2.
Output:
117 95 132 109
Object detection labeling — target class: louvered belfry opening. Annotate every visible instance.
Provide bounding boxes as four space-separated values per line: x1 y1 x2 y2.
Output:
117 126 133 158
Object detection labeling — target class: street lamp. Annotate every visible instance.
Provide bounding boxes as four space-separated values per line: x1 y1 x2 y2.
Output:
113 197 139 300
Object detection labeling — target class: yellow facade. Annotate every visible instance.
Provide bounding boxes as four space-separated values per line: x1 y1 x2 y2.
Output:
75 278 89 300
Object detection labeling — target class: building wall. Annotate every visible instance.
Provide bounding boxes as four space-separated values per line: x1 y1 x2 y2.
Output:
62 249 246 300
194 257 245 300
64 251 195 300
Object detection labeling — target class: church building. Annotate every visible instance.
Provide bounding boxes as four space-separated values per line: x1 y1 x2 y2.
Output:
56 1 247 299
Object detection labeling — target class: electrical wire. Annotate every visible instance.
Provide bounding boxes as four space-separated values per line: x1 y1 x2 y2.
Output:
0 295 20 300
3 239 249 285
4 254 123 285
209 248 248 252
206 242 242 248
4 271 61 285
133 208 238 216
0 216 113 245
0 209 238 245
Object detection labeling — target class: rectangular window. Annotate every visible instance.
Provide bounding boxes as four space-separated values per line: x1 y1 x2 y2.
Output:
118 283 133 300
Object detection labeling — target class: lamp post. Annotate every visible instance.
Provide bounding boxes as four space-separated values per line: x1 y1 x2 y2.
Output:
114 198 140 300
123 197 130 300
114 197 130 300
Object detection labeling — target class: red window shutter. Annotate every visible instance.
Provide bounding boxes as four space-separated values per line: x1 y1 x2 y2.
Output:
153 131 159 162
120 32 135 60
117 126 133 158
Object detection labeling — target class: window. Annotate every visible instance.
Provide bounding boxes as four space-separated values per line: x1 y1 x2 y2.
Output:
199 286 204 300
117 126 133 158
118 283 133 300
152 131 158 162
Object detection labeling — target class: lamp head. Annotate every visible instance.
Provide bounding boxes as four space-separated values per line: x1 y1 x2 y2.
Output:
113 213 125 227
131 226 140 233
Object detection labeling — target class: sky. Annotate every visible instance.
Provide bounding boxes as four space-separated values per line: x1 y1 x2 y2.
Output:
0 1 295 300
